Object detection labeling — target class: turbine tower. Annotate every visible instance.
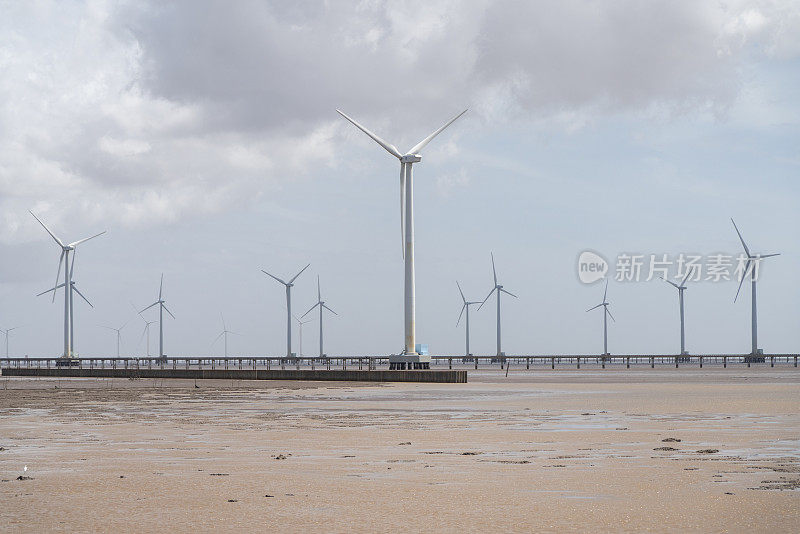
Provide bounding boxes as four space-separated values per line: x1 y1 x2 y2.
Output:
478 253 518 358
38 279 94 355
660 268 695 355
731 218 780 355
212 313 239 358
262 263 309 358
301 276 338 358
30 211 105 359
140 274 175 359
1 327 17 358
100 320 128 358
337 108 467 369
586 280 614 356
456 281 481 357
132 303 155 358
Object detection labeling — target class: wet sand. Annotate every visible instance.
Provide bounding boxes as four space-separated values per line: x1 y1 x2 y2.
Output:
1 369 798 532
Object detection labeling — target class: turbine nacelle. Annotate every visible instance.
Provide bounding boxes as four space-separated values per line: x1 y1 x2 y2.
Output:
400 154 422 163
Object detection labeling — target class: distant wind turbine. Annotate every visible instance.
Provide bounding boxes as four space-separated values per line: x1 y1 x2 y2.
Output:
100 321 129 358
292 314 313 358
301 276 338 357
337 108 467 367
661 268 696 355
731 218 780 355
478 253 518 358
456 281 481 357
140 274 175 359
586 280 614 356
131 302 155 358
212 313 239 358
262 263 309 358
1 327 18 358
30 211 105 358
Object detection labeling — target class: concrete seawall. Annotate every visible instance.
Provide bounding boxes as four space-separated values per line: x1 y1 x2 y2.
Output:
1 367 467 383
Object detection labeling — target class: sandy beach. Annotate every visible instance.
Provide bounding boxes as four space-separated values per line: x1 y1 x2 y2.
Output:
1 369 798 532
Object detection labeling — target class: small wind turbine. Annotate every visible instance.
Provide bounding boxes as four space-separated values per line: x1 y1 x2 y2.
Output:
262 263 309 358
661 268 696 355
1 327 18 358
301 276 338 357
337 108 467 362
292 314 313 358
478 253 518 358
131 302 155 357
212 313 239 358
140 274 175 359
99 321 128 358
30 211 105 358
456 281 481 357
731 218 780 355
586 280 614 356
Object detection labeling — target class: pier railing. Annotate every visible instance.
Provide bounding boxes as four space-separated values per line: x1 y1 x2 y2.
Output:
1 354 797 372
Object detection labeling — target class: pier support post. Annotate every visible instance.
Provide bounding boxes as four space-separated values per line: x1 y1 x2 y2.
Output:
448 358 452 370
724 356 727 368
699 356 703 368
771 356 774 368
576 357 580 369
626 357 630 369
675 357 678 368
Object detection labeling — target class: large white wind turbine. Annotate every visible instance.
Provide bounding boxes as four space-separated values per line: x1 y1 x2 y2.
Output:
301 276 338 357
212 313 239 358
337 108 467 369
731 218 780 355
586 280 614 356
262 263 309 358
1 327 17 358
30 211 105 359
660 268 695 355
100 320 128 358
456 281 481 357
140 274 175 359
478 253 518 358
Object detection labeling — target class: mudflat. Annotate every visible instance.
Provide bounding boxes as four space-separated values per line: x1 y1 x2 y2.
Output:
1 369 798 532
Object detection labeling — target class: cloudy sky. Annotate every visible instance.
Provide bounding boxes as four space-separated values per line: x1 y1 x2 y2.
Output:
1 0 798 358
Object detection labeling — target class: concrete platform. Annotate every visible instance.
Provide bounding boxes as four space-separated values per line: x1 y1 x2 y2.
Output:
1 367 467 383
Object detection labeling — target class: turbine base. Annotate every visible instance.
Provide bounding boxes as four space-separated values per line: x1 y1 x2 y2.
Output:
389 353 431 370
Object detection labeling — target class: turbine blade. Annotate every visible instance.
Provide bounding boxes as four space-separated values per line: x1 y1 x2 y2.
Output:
322 303 337 315
759 253 780 259
679 267 694 288
491 253 497 286
139 301 159 313
336 109 402 158
301 302 319 319
72 284 93 308
500 288 518 298
586 303 603 312
734 259 752 303
261 269 288 286
52 250 65 303
221 312 227 331
317 275 321 302
603 279 608 303
478 288 496 311
606 307 616 322
730 218 751 257
159 273 163 300
661 276 680 289
456 303 466 327
456 280 466 303
138 325 147 345
400 163 406 259
162 304 176 319
29 210 65 247
37 283 66 297
212 331 224 346
68 231 106 248
407 109 468 155
288 263 310 284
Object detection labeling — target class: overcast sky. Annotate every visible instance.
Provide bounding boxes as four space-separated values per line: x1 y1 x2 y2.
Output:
1 0 798 358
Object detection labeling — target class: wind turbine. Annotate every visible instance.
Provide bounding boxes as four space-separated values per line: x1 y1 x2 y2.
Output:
292 314 313 358
1 327 17 358
37 279 94 356
456 281 481 357
99 321 128 358
301 276 338 357
478 253 518 358
586 280 614 356
140 274 175 359
660 268 695 355
337 108 467 368
262 263 309 358
30 211 105 359
131 302 155 358
731 218 780 355
212 313 239 358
